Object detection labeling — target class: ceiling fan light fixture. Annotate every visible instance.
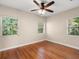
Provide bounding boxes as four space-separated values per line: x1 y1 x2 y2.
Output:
38 9 46 14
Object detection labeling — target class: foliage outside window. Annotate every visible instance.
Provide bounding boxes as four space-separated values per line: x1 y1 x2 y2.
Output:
68 17 79 35
2 16 18 36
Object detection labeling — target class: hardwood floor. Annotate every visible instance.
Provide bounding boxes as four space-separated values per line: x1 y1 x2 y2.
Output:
0 40 79 59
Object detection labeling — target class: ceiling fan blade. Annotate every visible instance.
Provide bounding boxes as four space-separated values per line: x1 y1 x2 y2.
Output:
45 1 55 8
45 9 54 13
31 9 38 11
33 0 40 6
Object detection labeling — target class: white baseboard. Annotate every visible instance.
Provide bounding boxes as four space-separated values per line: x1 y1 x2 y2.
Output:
0 39 46 52
0 39 78 52
48 40 79 50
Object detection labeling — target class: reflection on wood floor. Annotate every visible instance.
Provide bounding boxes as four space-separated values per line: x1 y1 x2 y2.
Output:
0 40 79 59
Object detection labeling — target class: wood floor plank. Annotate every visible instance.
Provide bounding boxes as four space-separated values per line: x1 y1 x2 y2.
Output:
0 40 79 59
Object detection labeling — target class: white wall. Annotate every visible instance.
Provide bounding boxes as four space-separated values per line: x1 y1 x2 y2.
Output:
0 5 45 50
0 4 79 51
47 7 79 49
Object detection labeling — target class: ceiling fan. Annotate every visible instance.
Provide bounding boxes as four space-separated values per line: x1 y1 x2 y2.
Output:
31 0 55 14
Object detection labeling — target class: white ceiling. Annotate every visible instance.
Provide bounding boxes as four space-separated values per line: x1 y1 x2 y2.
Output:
0 0 79 16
